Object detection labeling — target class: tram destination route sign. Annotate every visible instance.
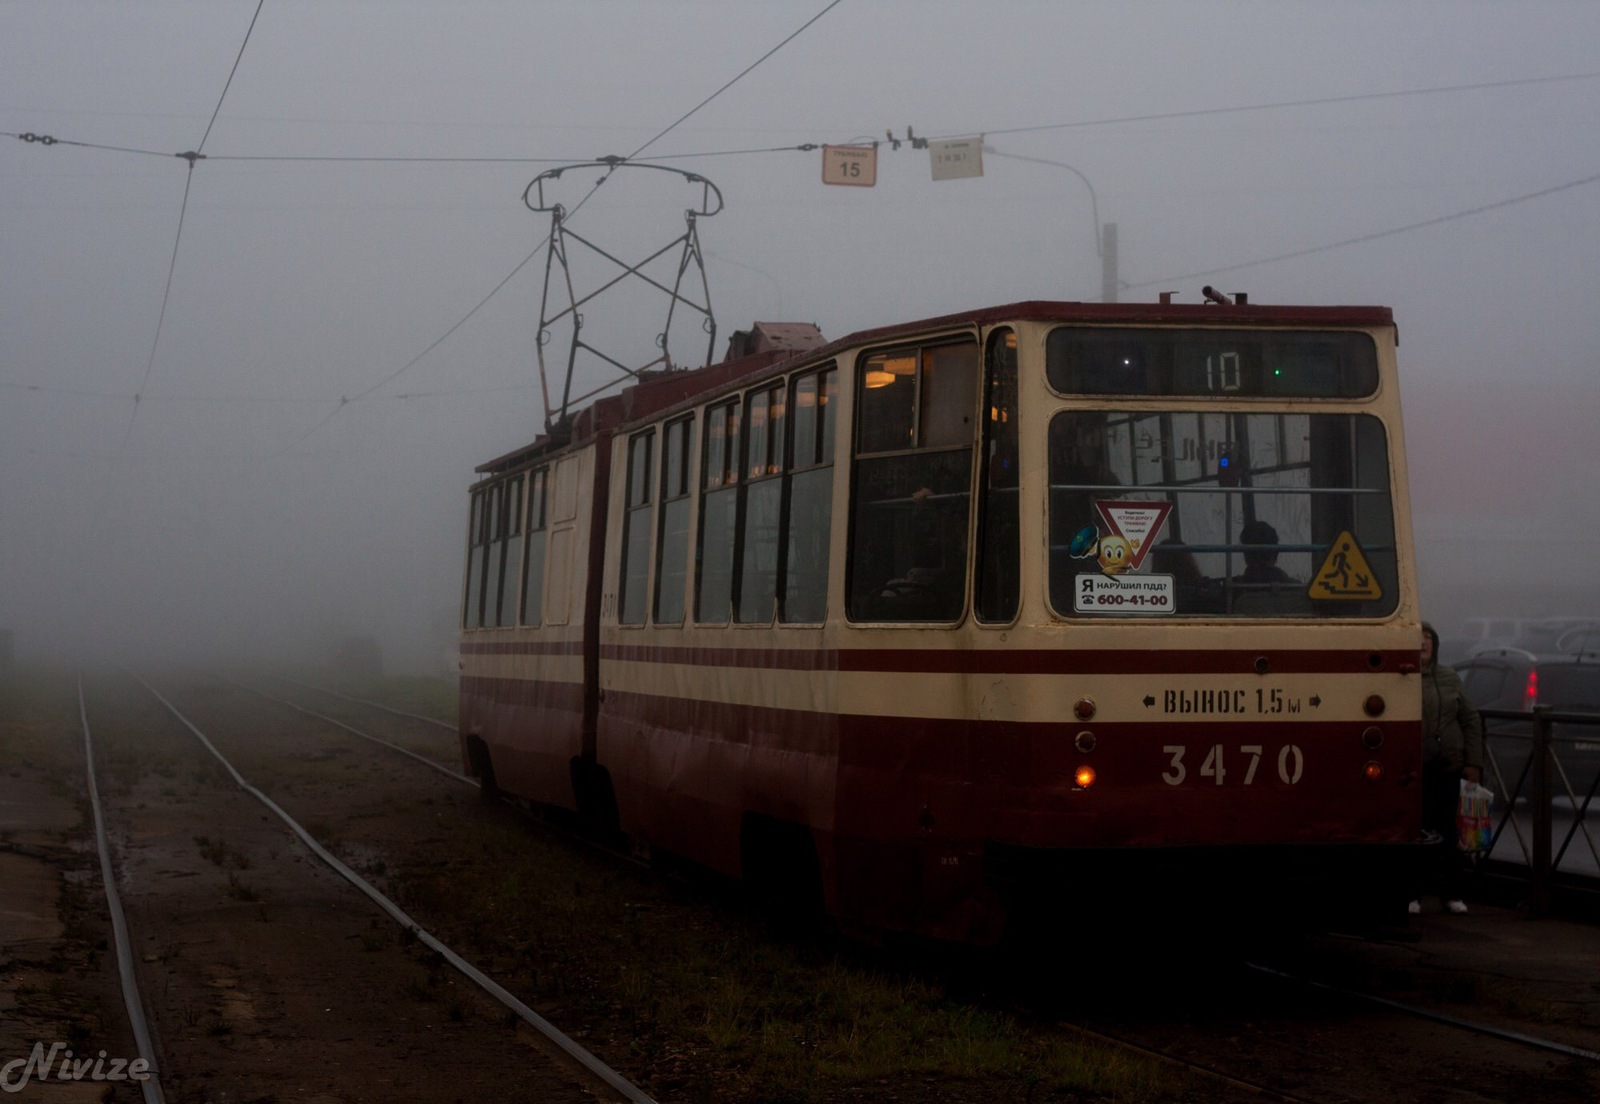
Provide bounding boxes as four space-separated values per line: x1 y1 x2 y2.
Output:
822 144 877 186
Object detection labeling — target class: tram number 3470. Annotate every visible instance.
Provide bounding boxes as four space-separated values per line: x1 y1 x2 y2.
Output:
1162 744 1305 786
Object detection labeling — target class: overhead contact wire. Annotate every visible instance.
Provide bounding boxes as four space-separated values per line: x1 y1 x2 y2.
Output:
625 0 845 159
111 0 263 453
208 152 576 163
633 142 818 162
198 0 265 154
1125 170 1600 289
295 247 545 441
5 131 174 157
15 69 1598 165
117 159 197 454
305 0 845 436
929 69 1600 141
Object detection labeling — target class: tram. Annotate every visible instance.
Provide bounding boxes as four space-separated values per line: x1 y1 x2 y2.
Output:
458 299 1424 943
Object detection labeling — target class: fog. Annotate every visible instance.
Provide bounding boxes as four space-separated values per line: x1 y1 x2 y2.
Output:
4 1 1598 674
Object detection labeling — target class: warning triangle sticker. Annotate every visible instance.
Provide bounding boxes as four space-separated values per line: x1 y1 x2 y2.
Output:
1093 500 1173 570
1308 531 1383 600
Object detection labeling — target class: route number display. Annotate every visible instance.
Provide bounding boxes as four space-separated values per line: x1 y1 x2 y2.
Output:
822 145 877 187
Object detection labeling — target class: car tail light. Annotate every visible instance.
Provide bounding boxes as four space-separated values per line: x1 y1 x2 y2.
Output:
1523 669 1539 711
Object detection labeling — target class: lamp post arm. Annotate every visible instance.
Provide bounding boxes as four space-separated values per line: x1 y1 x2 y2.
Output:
983 147 1102 257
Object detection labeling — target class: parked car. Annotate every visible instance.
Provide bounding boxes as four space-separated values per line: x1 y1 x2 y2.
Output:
1447 617 1600 663
1455 647 1600 799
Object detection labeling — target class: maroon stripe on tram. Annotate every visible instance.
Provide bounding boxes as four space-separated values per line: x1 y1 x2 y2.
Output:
600 643 837 670
461 640 586 657
837 648 1415 676
461 674 587 712
591 643 1412 676
473 638 1412 676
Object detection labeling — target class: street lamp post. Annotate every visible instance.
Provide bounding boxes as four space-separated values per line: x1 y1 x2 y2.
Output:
985 146 1119 302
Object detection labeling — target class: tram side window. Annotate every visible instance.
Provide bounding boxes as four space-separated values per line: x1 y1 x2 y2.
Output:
520 468 548 626
738 384 786 623
975 330 1020 623
782 367 836 623
848 341 979 622
619 430 655 626
695 400 741 623
654 417 694 625
494 476 522 627
478 485 504 629
463 489 487 630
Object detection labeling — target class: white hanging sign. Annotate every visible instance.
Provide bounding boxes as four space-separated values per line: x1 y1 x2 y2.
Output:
928 137 984 181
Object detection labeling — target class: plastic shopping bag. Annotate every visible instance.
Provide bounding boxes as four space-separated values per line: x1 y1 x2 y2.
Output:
1457 780 1494 853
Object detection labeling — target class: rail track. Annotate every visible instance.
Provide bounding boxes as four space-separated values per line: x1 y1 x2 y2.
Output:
70 672 651 1103
27 670 1600 1103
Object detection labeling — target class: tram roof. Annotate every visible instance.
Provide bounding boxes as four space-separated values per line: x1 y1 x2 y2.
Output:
475 298 1395 477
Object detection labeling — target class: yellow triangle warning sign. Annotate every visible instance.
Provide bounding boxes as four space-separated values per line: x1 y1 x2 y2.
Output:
1308 531 1382 600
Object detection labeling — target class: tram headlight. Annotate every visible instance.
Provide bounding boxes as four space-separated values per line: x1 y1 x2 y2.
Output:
1363 761 1384 781
1074 765 1097 789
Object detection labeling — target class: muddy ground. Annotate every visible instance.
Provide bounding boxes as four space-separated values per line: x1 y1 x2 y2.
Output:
4 670 1599 1104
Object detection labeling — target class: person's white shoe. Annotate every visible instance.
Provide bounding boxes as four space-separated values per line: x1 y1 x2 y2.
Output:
1407 899 1422 915
1446 899 1469 914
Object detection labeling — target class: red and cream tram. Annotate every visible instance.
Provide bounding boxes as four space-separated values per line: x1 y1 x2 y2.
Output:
459 300 1424 942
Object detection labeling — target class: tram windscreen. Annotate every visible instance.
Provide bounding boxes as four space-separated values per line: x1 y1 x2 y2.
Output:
1049 411 1398 618
1047 328 1379 397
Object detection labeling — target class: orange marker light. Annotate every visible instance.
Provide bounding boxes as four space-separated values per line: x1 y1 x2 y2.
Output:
1363 761 1384 781
1075 765 1097 789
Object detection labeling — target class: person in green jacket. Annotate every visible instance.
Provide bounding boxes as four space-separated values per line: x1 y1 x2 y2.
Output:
1412 622 1486 915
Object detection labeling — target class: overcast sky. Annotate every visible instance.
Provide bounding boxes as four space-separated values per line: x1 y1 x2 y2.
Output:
4 0 1598 669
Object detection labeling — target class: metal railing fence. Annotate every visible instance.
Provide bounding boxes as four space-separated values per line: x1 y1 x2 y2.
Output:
1479 705 1600 914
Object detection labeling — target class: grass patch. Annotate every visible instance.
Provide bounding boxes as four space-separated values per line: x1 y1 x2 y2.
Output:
386 813 1171 1102
196 835 252 870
